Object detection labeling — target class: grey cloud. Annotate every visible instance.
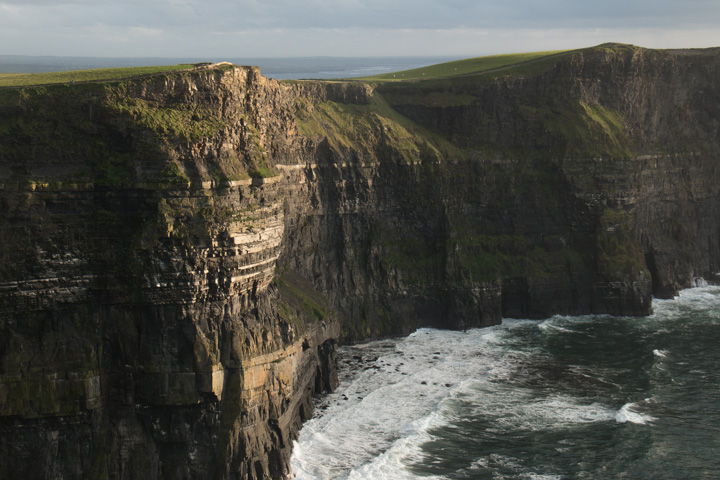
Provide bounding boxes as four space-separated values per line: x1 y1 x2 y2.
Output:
190 0 720 30
3 0 719 31
1 0 719 57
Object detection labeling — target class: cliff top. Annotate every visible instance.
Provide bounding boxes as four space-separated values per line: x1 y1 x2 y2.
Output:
356 49 575 82
354 43 719 83
3 43 717 90
0 62 236 88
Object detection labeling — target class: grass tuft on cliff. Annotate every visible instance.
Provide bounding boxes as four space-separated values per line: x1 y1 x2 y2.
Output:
294 91 466 162
107 95 226 141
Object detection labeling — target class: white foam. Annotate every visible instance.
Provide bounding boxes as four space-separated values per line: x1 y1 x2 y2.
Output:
469 454 523 472
344 424 445 480
292 327 513 479
293 307 695 478
538 321 577 334
615 402 656 425
469 390 617 432
651 285 720 322
538 314 605 335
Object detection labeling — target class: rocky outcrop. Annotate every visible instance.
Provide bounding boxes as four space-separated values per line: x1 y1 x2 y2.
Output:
0 66 340 479
1 44 719 478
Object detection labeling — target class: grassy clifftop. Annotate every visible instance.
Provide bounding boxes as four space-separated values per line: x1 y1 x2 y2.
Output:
357 43 643 83
0 64 198 87
358 49 574 81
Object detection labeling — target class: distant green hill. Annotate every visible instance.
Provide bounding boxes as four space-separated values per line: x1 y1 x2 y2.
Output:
357 49 575 82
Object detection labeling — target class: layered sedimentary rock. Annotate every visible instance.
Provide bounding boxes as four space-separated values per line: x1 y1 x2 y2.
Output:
1 44 719 478
0 66 340 479
284 45 720 341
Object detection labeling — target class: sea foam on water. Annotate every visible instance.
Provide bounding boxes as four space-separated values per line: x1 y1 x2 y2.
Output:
293 286 720 479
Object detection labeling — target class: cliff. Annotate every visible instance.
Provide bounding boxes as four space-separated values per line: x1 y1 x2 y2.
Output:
1 44 719 478
288 44 720 336
0 66 341 479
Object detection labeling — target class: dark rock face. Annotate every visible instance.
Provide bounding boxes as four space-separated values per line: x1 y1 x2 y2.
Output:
374 45 720 303
0 66 340 479
1 46 719 477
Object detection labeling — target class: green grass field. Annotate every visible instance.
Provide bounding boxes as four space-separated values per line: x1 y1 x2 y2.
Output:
358 50 574 81
0 64 196 87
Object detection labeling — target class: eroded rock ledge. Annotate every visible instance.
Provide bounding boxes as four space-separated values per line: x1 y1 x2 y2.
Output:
1 45 720 478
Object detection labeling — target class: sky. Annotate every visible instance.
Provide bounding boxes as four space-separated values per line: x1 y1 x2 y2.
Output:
1 0 719 58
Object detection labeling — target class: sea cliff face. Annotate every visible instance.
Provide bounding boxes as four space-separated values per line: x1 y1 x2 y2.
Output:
1 45 719 478
0 66 341 479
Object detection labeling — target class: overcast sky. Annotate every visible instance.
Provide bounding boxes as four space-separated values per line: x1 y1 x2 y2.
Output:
1 0 719 58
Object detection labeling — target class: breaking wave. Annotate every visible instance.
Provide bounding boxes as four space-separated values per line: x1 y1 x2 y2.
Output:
293 286 720 479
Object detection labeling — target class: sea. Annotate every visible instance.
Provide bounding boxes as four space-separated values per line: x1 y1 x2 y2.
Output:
291 285 720 479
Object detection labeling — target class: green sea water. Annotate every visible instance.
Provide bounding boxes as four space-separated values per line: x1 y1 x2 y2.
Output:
292 286 720 479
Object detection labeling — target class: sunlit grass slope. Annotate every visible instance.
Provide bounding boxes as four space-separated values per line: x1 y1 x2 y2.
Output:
0 64 195 87
358 50 573 81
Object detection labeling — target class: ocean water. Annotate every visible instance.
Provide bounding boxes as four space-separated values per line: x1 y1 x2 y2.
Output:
291 286 720 479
